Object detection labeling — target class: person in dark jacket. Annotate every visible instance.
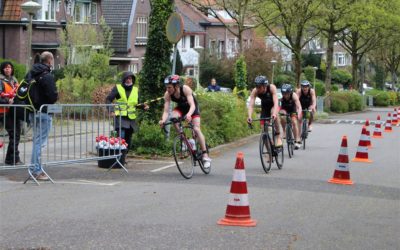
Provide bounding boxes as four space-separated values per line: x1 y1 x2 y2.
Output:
106 71 148 164
27 51 58 181
207 78 221 92
0 61 23 165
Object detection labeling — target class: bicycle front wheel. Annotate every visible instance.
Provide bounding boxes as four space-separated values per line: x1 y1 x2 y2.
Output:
198 143 211 174
286 125 294 158
173 136 194 179
259 133 272 173
302 120 308 150
274 143 284 169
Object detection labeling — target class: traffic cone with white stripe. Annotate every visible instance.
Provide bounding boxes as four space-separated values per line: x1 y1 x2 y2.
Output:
384 113 393 132
397 108 400 124
364 120 372 148
352 127 372 163
392 108 398 125
328 136 353 185
217 152 256 227
372 115 383 138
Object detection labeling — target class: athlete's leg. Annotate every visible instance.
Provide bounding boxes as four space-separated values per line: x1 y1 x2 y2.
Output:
191 116 210 159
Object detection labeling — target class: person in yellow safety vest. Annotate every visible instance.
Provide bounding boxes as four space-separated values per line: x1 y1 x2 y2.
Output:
106 71 148 165
0 61 23 165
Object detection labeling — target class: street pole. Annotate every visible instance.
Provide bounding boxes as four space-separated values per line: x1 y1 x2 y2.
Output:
26 13 33 72
270 60 277 84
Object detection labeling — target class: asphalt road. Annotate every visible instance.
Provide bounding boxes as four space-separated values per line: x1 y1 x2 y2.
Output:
0 108 399 250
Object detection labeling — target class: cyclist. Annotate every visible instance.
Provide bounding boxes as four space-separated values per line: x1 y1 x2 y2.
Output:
159 75 211 168
279 83 302 149
296 80 316 132
247 75 282 147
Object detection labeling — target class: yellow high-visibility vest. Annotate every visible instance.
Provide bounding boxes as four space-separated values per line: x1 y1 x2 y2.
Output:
115 84 138 120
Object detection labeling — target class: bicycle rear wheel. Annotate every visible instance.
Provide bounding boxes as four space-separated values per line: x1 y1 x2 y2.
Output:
173 135 194 179
198 142 211 174
259 133 272 173
302 120 308 150
286 125 294 158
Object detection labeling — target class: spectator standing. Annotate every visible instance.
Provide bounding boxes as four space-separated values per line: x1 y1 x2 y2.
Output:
28 51 58 181
207 78 221 92
106 71 147 164
0 61 23 165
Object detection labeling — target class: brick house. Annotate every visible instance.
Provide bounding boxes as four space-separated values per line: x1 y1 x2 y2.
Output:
0 0 102 69
102 0 150 73
175 0 255 78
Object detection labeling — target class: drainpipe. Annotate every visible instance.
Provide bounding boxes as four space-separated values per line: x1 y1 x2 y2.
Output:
2 26 5 58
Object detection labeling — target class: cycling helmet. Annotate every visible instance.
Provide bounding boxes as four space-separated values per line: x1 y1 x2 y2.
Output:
254 75 269 86
301 80 311 87
164 75 181 86
281 83 293 94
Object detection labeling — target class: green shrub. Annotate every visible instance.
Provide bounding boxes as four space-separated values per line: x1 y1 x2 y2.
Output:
332 69 352 86
0 58 26 81
314 81 326 96
303 66 315 82
274 73 295 87
234 55 247 99
329 91 363 113
132 121 173 155
367 89 394 106
331 85 339 92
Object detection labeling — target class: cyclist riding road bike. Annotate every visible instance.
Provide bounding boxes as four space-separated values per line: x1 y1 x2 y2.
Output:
159 75 211 168
296 80 316 132
247 75 282 147
279 83 302 149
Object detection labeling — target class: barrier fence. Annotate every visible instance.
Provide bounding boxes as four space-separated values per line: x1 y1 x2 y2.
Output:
0 104 126 185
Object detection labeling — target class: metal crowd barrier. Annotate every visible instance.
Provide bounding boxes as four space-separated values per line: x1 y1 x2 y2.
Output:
0 104 126 185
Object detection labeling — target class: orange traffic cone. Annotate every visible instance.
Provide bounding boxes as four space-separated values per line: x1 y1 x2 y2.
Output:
384 113 393 132
365 119 370 126
328 136 353 185
363 125 372 149
352 127 372 163
217 152 257 227
372 115 383 138
392 109 398 125
398 108 400 124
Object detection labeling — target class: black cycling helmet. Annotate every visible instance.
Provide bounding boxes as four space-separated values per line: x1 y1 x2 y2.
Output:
301 80 311 87
254 75 268 86
281 83 293 94
164 75 181 86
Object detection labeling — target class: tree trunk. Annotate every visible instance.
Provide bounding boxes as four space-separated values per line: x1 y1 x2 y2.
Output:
325 30 335 92
351 52 359 90
294 51 302 88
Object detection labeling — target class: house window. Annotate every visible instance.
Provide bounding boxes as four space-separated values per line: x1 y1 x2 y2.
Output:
74 2 91 23
35 0 57 21
218 40 225 58
209 40 216 54
136 17 148 39
190 36 195 48
91 2 97 23
181 36 187 49
129 63 138 74
336 53 346 66
227 38 235 57
195 35 200 48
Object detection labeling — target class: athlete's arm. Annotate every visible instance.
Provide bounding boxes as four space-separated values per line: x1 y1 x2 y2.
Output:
182 85 196 122
247 88 257 123
310 89 317 112
292 93 302 119
270 84 279 119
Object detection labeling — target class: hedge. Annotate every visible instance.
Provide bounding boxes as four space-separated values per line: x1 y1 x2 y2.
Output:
330 91 363 113
132 92 255 156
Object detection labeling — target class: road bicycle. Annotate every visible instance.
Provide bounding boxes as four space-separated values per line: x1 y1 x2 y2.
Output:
281 113 295 158
163 117 210 179
249 117 283 173
300 109 311 150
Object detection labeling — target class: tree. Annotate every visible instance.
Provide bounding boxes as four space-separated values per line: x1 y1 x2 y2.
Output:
234 55 247 98
183 0 261 54
315 0 353 91
258 0 321 87
139 0 173 122
338 0 391 90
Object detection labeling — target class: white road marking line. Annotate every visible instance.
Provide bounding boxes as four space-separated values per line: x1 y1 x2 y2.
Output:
151 163 178 172
336 120 341 124
56 180 120 186
351 120 356 124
